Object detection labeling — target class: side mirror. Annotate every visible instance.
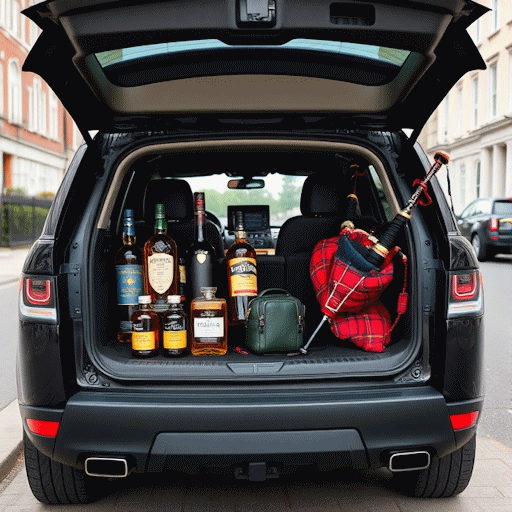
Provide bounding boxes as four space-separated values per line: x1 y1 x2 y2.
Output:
228 178 265 190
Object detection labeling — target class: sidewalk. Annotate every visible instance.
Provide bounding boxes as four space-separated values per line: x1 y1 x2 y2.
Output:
0 246 30 480
0 246 30 286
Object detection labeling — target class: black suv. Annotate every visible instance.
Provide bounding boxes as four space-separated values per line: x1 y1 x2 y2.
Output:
18 0 486 505
457 197 512 261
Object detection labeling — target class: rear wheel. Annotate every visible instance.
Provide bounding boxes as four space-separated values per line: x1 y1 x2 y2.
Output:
24 432 102 505
392 435 476 498
471 234 488 261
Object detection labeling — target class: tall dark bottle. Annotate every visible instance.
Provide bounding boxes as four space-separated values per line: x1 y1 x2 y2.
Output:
115 209 143 342
187 192 215 300
226 211 258 324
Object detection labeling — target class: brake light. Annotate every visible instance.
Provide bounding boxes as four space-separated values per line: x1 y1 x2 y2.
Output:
19 276 57 322
451 274 478 301
450 411 479 431
448 270 483 317
25 278 51 305
26 418 60 437
489 218 498 232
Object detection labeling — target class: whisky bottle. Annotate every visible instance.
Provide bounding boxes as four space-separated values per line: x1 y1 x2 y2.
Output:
115 209 144 342
131 295 160 358
226 211 257 324
143 203 179 307
187 192 215 300
190 287 227 356
162 295 188 357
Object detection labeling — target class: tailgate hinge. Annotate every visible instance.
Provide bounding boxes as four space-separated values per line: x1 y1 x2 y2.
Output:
60 263 82 319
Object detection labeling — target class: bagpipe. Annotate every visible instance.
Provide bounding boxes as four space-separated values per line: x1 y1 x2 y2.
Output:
304 151 450 354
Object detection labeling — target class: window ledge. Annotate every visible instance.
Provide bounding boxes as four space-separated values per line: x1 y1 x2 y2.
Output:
488 28 501 40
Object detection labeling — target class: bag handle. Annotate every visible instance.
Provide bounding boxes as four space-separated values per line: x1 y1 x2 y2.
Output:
257 288 291 297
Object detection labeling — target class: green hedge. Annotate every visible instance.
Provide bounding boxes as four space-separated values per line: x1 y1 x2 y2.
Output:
1 198 52 246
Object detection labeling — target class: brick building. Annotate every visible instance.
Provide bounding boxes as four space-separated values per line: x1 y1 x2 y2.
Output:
0 0 81 198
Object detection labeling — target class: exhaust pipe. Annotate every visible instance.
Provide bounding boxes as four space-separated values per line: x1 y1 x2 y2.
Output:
85 457 130 478
388 451 430 472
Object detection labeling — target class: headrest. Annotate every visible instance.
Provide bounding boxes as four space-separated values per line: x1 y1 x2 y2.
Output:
300 174 344 217
144 179 193 224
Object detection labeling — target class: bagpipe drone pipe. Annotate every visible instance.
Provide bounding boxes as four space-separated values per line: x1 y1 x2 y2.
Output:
304 152 450 354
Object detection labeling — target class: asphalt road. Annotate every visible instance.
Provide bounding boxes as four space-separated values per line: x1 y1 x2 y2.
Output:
476 255 512 447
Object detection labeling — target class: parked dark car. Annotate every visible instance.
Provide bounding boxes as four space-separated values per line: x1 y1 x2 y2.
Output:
18 0 487 505
457 197 512 261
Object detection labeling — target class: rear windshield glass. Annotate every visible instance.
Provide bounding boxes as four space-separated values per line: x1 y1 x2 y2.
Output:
96 39 410 68
493 201 512 215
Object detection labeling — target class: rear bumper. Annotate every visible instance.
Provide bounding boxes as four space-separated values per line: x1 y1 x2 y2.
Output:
19 386 483 474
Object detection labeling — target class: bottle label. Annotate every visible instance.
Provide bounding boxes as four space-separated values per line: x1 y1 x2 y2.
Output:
163 330 187 349
148 253 174 294
132 331 156 351
116 265 144 305
229 257 257 296
194 317 224 339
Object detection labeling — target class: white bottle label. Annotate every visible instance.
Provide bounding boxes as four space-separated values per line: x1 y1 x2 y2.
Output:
194 317 224 338
148 253 174 294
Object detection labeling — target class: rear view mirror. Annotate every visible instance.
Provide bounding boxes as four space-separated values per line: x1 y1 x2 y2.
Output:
228 178 265 190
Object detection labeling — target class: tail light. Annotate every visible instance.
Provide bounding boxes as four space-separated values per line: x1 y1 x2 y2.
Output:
26 418 60 438
19 276 57 322
448 270 483 318
489 218 498 232
450 411 479 431
448 237 483 318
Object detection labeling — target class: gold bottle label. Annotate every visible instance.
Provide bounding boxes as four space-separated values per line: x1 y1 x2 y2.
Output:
132 331 156 351
229 257 257 296
163 330 187 349
148 253 174 294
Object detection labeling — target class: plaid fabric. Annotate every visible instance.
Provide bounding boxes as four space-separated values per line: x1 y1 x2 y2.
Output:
330 302 391 353
310 228 394 315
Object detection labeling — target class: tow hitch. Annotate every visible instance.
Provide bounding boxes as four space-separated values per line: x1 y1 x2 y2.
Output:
234 462 280 481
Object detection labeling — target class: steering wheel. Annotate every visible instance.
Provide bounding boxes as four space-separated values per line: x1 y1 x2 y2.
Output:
205 211 223 234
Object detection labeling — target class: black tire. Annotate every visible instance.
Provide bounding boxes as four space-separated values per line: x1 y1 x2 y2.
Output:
392 435 476 498
471 234 488 262
24 432 101 505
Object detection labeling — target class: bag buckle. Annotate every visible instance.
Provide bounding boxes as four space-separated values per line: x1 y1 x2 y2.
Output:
259 315 265 333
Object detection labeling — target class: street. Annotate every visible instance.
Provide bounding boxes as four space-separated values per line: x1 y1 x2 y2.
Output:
476 256 512 448
0 256 511 510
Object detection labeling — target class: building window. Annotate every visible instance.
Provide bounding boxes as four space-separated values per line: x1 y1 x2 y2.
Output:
472 77 479 128
491 0 499 33
460 164 466 208
489 62 498 119
472 18 481 44
475 161 481 198
444 96 450 142
0 64 3 118
49 91 58 140
11 0 20 38
8 60 22 125
457 85 463 137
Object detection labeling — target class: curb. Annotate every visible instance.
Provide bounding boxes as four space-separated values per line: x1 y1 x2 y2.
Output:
0 400 23 483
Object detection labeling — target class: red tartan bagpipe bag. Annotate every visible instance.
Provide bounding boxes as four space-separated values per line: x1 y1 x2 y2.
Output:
310 226 408 353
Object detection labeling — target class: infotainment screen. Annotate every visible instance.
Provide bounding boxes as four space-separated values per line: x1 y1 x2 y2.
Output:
227 205 270 232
